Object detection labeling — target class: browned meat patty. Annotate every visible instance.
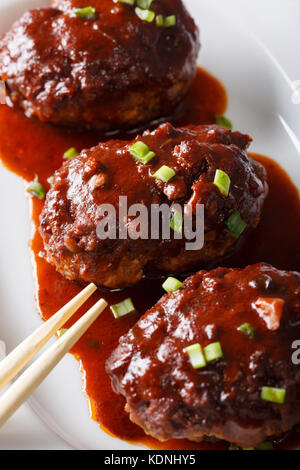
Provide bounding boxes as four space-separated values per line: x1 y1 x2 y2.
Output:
39 122 268 289
0 0 199 131
106 263 300 448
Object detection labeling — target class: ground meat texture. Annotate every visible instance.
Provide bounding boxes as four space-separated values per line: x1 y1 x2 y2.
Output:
0 0 199 131
39 123 268 289
106 263 300 447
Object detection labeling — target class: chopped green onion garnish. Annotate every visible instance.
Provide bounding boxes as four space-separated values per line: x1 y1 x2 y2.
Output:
63 147 79 160
203 342 223 363
230 442 273 451
136 0 154 8
163 15 176 27
155 14 164 27
229 443 239 450
184 343 207 369
110 298 136 319
27 175 46 200
47 175 54 185
215 114 233 130
255 441 273 450
261 386 286 404
135 6 155 22
162 276 183 293
213 169 231 196
58 328 68 337
170 210 183 234
74 7 96 19
225 210 246 239
238 322 255 339
153 165 176 182
117 0 135 4
129 141 156 164
156 14 176 27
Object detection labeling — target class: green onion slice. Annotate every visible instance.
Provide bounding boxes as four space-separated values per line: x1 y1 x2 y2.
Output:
57 328 68 337
156 14 176 27
184 343 207 369
229 443 239 450
215 114 233 130
136 0 154 8
230 441 273 451
63 147 79 160
129 141 156 164
163 15 176 27
27 175 46 200
156 14 164 26
225 210 247 239
74 7 96 19
135 7 155 22
154 165 176 182
255 441 273 450
170 210 183 234
213 169 231 196
110 298 136 319
203 342 223 362
238 322 255 339
261 386 286 404
117 0 135 4
162 276 183 293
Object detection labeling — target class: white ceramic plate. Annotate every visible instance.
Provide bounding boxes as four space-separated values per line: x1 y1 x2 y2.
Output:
0 0 299 450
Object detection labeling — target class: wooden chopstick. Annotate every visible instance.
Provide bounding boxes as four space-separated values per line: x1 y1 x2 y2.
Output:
0 296 107 428
0 283 98 390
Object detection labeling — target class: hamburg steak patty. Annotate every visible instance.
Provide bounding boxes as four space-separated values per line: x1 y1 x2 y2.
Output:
106 263 300 447
0 0 199 130
39 123 268 289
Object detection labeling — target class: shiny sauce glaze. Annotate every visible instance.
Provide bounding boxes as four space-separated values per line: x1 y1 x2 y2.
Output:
0 67 300 450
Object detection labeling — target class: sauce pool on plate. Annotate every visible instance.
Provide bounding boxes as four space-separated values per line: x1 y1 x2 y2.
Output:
0 67 299 450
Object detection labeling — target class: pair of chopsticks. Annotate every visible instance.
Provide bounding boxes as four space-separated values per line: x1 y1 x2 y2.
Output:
0 283 107 428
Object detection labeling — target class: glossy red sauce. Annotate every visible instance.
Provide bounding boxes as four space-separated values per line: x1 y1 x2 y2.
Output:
0 67 300 450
